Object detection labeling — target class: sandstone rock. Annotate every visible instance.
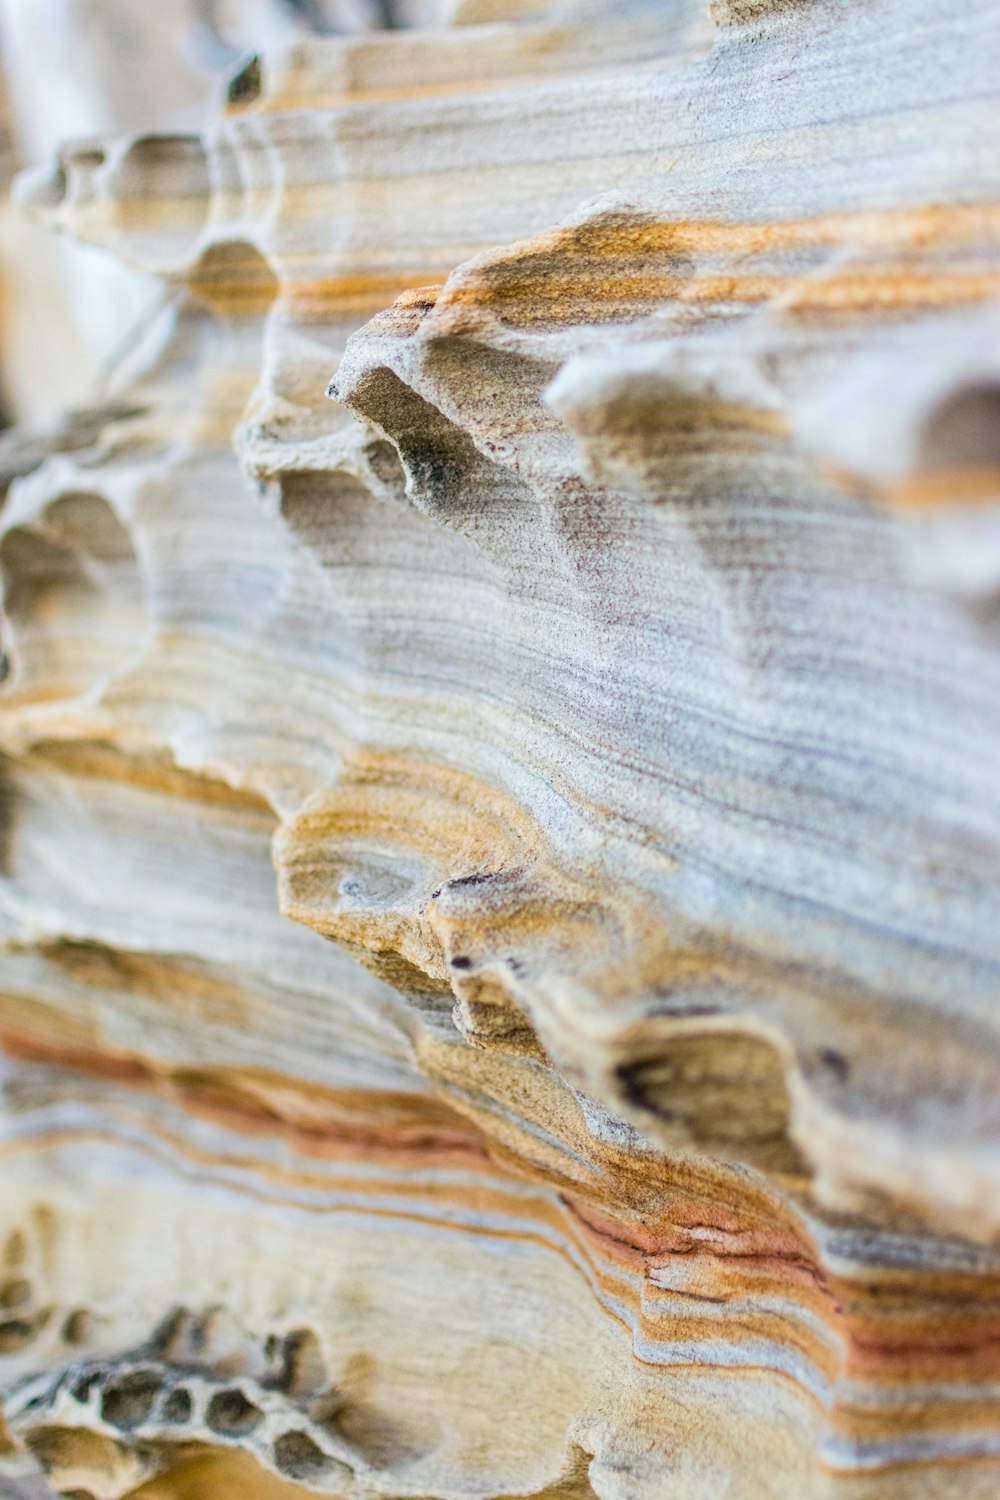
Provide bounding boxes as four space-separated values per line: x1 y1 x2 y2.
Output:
1 1 1000 1496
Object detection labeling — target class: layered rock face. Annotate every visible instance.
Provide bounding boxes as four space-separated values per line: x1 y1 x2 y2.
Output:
1 1 1000 1495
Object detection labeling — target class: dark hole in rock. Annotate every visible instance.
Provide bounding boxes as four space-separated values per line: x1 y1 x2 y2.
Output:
0 1317 37 1353
276 1328 325 1397
71 1369 101 1402
0 1277 31 1309
818 1047 851 1081
162 1386 193 1424
273 1429 330 1480
149 1306 189 1355
227 54 263 107
206 1387 264 1436
62 1308 93 1345
920 383 1000 471
100 1368 162 1429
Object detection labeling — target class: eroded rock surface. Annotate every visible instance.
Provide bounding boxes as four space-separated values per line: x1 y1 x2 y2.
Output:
1 1 1000 1496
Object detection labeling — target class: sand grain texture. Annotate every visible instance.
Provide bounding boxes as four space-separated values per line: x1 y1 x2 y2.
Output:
1 1 1000 1495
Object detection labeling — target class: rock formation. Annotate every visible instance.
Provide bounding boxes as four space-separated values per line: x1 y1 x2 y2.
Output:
1 0 1000 1495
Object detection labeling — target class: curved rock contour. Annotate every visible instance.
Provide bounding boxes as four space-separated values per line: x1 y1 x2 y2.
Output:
2 1 1000 1496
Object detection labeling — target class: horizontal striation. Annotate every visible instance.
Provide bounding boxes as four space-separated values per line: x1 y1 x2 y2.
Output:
1 0 1000 1496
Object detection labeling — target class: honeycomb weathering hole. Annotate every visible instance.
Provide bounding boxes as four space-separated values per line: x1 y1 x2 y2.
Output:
0 492 144 705
275 1328 326 1398
188 241 279 318
920 384 1000 471
227 54 263 109
108 134 210 264
161 1387 193 1424
273 1430 330 1480
206 1388 264 1437
100 1369 162 1430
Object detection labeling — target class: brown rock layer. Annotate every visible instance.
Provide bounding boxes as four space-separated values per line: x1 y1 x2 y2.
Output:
1 1 1000 1496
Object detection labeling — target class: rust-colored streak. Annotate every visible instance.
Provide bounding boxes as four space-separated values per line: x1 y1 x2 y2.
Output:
5 1026 1000 1452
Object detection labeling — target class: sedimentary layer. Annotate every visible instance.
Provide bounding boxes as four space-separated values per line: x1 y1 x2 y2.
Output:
1 1 1000 1496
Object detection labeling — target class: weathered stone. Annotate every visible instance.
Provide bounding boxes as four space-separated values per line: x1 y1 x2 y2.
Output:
1 2 1000 1496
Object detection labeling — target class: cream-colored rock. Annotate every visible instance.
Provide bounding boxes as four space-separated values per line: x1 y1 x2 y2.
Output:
1 1 1000 1497
0 0 385 425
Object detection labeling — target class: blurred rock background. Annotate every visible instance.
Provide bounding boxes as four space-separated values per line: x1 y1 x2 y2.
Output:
0 0 412 428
